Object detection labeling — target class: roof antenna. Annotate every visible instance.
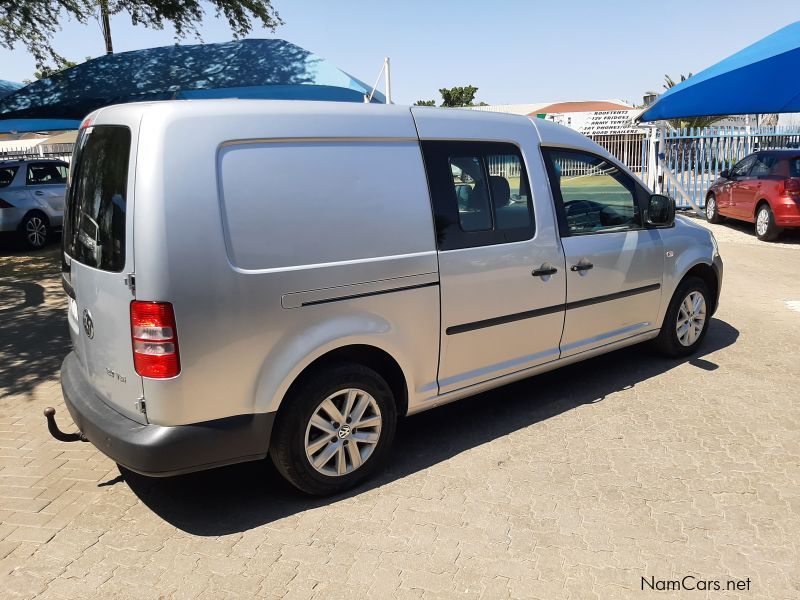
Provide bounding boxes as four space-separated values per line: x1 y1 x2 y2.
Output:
365 57 392 104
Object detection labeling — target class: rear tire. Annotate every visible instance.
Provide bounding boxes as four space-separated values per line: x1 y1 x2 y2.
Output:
655 276 711 358
755 203 782 241
270 363 397 495
19 212 49 250
705 194 722 223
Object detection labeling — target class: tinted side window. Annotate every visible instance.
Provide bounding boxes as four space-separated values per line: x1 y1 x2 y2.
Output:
791 159 800 178
750 154 777 177
450 156 492 232
64 126 131 272
730 155 756 177
27 163 67 185
421 141 534 250
542 148 642 236
0 166 18 188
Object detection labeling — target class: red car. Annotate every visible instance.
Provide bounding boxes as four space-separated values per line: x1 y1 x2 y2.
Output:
705 150 800 241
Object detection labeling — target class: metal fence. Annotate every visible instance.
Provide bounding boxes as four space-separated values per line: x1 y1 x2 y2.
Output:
588 126 800 211
0 143 74 164
657 126 800 209
486 154 521 178
587 133 647 177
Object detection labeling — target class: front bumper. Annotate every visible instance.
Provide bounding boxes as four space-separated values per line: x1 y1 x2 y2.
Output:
60 352 274 477
712 254 724 314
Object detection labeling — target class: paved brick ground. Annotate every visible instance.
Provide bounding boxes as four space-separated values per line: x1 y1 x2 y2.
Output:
0 220 798 599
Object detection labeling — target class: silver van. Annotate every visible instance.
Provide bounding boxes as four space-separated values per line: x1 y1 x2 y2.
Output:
55 101 722 495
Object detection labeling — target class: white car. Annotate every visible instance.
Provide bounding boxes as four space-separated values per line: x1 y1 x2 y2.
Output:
0 158 68 248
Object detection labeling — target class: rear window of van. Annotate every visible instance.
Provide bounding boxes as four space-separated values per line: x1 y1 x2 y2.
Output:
64 125 131 272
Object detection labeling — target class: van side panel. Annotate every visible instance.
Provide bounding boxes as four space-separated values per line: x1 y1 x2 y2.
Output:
133 102 440 426
218 141 434 270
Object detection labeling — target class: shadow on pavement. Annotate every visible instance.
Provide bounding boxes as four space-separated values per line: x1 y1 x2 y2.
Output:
0 243 69 399
682 212 800 245
123 318 739 535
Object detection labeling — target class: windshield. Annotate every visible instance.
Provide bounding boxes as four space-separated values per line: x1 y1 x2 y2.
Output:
64 125 131 272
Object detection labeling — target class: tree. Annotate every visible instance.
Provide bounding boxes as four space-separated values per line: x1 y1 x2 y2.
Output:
23 59 80 84
1 0 282 69
439 85 479 108
662 73 722 130
414 86 484 108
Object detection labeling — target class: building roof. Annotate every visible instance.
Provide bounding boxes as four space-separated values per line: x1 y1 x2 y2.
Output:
530 100 632 114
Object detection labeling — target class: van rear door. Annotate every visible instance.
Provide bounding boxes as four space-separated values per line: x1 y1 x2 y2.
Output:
63 119 145 423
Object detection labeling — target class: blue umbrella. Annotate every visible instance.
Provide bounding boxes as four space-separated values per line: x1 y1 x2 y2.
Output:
640 21 800 121
0 39 383 132
0 79 22 99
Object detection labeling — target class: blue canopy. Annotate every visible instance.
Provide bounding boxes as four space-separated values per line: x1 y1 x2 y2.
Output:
0 79 22 99
0 118 82 133
640 21 800 121
0 39 383 133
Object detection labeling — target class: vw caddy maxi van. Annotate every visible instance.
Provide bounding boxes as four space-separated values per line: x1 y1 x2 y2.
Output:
55 101 723 495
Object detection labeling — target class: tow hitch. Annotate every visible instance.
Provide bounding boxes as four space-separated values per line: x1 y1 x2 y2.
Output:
43 407 88 442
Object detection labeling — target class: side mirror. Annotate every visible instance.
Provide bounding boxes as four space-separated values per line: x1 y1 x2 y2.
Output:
646 194 675 227
720 169 730 179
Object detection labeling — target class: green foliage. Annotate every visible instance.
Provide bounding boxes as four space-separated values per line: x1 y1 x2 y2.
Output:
0 0 282 68
24 58 85 83
415 86 484 108
662 73 693 91
439 85 479 107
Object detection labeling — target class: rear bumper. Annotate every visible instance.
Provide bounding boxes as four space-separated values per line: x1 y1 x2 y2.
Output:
0 207 25 232
774 199 800 227
60 352 274 477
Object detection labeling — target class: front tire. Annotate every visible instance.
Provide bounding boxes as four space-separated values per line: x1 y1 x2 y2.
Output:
705 194 722 223
755 203 782 241
655 276 711 358
270 363 397 495
20 212 49 249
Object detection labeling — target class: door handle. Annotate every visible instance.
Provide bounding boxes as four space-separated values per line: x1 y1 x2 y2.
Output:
532 266 558 277
34 190 44 196
570 262 594 272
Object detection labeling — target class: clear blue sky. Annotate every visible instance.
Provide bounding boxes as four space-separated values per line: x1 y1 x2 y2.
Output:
1 1 797 106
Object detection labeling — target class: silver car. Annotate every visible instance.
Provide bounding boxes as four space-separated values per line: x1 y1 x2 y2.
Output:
53 101 723 495
0 158 68 248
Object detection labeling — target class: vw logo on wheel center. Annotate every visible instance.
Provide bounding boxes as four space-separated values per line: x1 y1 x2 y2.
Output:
82 309 94 339
337 424 351 439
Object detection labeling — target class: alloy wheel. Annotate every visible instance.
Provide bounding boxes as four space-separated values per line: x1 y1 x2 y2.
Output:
706 197 715 219
676 291 706 347
304 388 382 476
25 217 47 248
756 208 769 237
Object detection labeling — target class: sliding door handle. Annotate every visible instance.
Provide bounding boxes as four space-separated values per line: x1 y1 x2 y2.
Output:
570 262 594 272
532 266 558 277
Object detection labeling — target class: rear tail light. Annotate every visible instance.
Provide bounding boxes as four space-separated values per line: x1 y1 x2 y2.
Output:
0 198 13 208
784 178 800 195
130 301 180 378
